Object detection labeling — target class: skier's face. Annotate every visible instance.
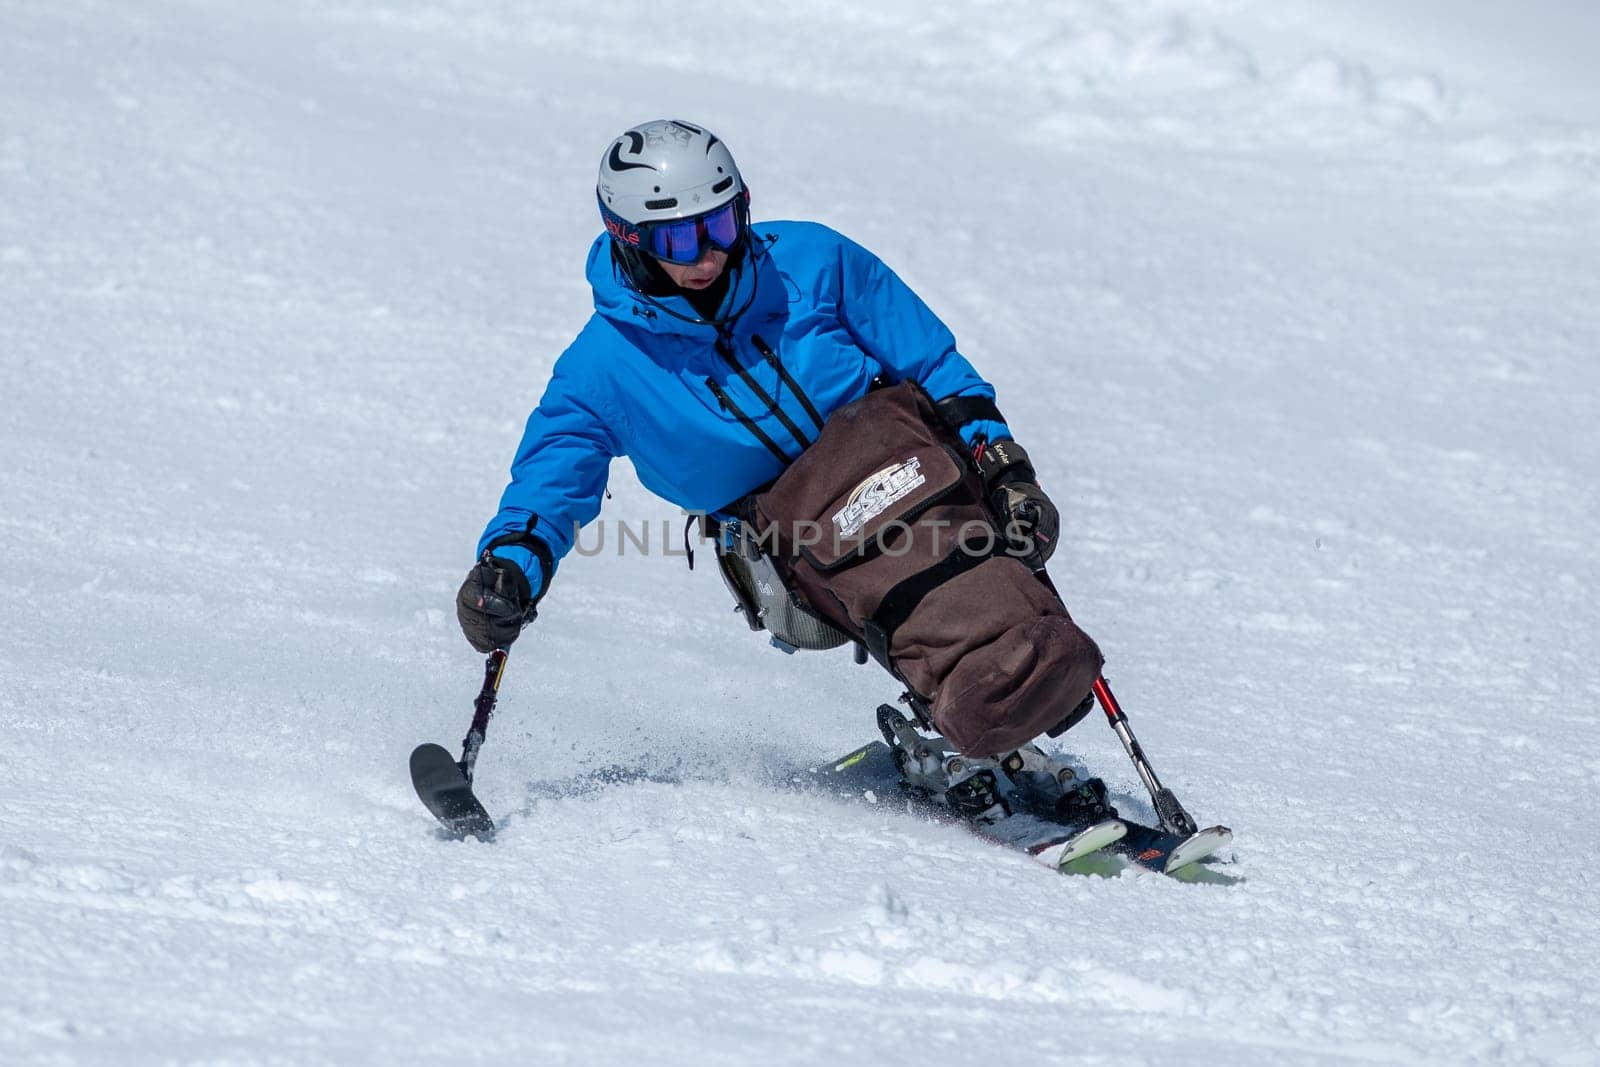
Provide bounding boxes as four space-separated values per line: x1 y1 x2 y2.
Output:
655 247 728 290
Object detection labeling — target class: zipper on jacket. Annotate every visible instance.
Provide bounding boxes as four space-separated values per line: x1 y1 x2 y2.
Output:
751 334 826 435
705 376 793 465
713 336 814 452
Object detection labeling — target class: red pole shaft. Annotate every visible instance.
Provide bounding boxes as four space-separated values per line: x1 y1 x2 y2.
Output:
1092 674 1122 723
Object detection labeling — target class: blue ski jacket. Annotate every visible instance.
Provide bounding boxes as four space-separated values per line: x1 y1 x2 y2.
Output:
477 220 1012 592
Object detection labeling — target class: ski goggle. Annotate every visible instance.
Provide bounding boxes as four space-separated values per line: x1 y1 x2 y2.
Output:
601 196 744 265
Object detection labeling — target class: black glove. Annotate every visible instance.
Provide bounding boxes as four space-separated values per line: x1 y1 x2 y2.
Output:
456 553 537 653
976 439 1059 570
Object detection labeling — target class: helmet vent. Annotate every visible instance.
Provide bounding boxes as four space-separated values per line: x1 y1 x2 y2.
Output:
645 197 678 209
712 177 733 194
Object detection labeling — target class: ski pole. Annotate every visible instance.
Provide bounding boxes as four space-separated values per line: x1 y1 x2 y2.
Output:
1032 568 1199 837
459 647 508 783
1091 675 1198 837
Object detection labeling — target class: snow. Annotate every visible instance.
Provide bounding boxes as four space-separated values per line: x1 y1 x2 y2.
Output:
3 0 1599 1063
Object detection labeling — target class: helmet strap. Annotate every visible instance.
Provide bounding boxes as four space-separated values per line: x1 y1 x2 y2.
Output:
611 241 675 295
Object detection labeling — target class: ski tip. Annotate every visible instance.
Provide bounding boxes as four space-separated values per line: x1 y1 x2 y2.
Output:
1058 819 1127 868
1030 818 1127 870
1161 825 1233 874
409 741 454 772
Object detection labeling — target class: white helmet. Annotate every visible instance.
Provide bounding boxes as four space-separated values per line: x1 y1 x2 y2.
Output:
597 119 745 226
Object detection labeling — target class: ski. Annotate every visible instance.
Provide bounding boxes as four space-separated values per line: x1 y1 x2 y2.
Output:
993 757 1232 877
1112 821 1232 875
817 742 1127 873
996 756 1232 876
819 703 1235 881
409 742 495 839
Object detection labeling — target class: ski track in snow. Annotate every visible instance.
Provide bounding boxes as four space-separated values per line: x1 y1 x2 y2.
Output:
3 1 1599 1063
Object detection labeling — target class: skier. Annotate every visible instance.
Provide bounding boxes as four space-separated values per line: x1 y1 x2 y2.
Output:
455 119 1104 774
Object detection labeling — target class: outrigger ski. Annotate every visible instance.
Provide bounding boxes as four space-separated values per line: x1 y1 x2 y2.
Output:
410 649 506 841
410 742 495 839
816 700 1234 880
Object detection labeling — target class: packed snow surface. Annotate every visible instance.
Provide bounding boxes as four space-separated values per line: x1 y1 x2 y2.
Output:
3 1 1598 1063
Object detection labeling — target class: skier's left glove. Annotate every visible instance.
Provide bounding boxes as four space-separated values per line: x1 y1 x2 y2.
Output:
976 439 1059 570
